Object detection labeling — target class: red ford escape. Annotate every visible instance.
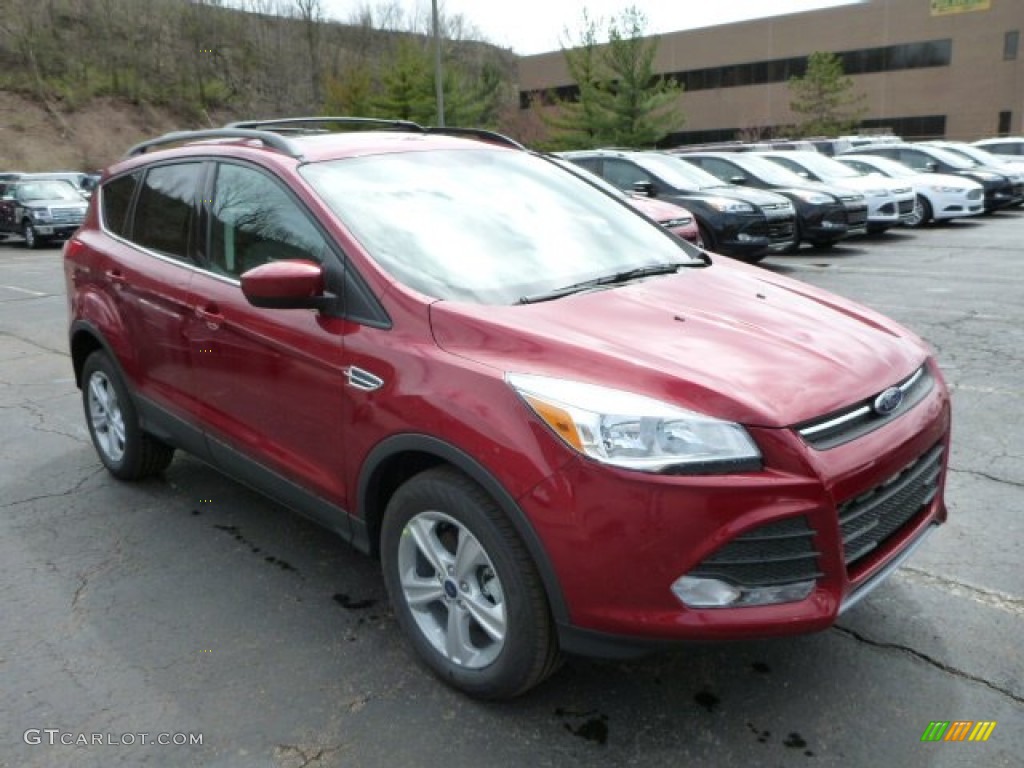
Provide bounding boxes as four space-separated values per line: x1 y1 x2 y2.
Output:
65 118 951 698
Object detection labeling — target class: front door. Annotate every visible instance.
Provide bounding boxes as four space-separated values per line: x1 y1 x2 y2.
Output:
185 161 350 523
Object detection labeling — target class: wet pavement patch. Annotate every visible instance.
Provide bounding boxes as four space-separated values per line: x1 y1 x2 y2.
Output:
752 661 771 674
333 593 377 610
555 708 609 746
747 722 771 743
694 689 720 713
212 524 300 576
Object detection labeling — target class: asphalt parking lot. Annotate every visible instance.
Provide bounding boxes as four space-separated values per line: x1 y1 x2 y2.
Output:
1 215 1021 768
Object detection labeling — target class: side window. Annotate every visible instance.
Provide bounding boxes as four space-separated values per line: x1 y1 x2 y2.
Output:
572 158 601 174
208 163 329 279
603 159 652 190
133 164 202 260
697 157 740 182
843 160 871 175
768 156 806 177
101 172 140 238
897 150 929 171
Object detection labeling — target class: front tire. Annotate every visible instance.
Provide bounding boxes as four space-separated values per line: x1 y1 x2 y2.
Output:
23 221 39 250
82 351 174 480
906 195 932 228
381 467 561 699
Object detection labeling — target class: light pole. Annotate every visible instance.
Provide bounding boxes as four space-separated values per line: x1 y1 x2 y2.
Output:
431 0 445 126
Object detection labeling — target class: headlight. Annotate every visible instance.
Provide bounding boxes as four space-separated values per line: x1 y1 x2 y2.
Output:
865 188 890 197
29 208 51 221
973 172 1000 181
705 197 755 213
507 373 761 473
927 185 968 193
661 217 693 228
790 190 834 204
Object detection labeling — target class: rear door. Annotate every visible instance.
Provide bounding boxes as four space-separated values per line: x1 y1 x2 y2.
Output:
96 164 201 448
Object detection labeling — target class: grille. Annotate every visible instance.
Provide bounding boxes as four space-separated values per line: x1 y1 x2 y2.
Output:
767 220 795 242
839 444 944 570
689 516 822 588
761 202 793 213
50 207 84 224
967 189 983 200
898 199 914 215
847 209 868 226
796 364 934 450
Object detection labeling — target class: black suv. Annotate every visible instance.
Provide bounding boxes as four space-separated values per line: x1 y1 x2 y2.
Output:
839 143 1022 212
559 149 796 262
677 151 867 250
0 178 88 248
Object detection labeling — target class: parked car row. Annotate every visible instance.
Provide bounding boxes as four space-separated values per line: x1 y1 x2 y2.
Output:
559 138 1022 256
0 177 90 249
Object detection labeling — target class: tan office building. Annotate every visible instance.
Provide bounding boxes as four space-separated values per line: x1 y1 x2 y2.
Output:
517 0 1023 145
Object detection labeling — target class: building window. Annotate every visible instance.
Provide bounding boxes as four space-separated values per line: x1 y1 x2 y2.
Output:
1005 31 1019 60
998 111 1012 135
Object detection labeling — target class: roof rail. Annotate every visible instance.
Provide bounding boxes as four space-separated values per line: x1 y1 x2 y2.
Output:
229 117 526 150
226 116 425 133
125 128 299 159
124 117 528 161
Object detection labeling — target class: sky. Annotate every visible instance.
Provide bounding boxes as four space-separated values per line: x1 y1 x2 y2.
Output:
319 0 865 55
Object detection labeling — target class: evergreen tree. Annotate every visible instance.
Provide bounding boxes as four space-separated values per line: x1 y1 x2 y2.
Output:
543 6 682 150
788 51 866 137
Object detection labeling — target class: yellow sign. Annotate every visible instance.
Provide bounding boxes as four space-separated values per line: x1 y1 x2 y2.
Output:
930 0 991 16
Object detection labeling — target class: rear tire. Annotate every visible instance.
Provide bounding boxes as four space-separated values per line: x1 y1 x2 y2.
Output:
381 467 561 699
82 351 174 480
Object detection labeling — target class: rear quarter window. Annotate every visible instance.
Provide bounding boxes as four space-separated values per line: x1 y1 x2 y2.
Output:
101 173 140 238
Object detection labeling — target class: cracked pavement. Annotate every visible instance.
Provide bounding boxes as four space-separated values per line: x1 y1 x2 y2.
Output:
1 219 1022 768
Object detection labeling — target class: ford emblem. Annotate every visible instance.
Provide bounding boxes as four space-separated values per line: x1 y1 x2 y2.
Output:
873 386 903 416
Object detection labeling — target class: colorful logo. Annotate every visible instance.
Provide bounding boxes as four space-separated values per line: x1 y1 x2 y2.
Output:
921 721 997 742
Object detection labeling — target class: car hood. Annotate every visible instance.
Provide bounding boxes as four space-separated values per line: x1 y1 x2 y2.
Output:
821 175 906 194
700 185 792 207
627 195 694 221
430 260 927 427
911 172 982 190
24 198 87 208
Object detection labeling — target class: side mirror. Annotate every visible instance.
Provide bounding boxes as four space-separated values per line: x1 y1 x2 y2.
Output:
241 259 335 311
729 175 748 185
924 161 938 173
632 181 656 197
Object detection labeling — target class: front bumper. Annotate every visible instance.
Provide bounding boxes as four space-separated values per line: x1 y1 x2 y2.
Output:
523 363 951 653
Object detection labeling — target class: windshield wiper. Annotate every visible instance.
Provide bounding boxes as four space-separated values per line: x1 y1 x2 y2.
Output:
518 261 701 305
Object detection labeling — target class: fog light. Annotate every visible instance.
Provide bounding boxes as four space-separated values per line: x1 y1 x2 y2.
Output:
672 576 815 608
671 576 741 607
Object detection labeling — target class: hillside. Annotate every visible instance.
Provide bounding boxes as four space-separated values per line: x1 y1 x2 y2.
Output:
0 0 522 173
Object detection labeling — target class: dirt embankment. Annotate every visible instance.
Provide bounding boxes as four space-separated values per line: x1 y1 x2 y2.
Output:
0 92 211 173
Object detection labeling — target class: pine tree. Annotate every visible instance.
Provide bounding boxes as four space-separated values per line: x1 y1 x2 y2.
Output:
788 51 866 137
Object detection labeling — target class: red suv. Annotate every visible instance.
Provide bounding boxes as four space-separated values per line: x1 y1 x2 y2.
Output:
65 118 951 699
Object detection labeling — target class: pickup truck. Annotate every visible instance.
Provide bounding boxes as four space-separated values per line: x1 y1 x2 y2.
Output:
0 179 89 249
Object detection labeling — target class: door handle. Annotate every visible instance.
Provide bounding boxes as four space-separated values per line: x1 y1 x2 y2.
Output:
195 303 222 329
105 269 127 284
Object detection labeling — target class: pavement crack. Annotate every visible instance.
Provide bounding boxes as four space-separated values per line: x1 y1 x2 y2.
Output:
274 744 346 768
71 537 125 612
0 329 68 357
897 567 1024 616
1 466 105 509
948 465 1024 489
832 625 1023 705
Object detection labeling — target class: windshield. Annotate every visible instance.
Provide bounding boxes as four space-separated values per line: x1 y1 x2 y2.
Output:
923 146 975 170
940 144 1004 167
840 156 916 178
774 152 861 178
729 154 816 186
302 149 701 305
633 154 730 190
18 180 82 201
